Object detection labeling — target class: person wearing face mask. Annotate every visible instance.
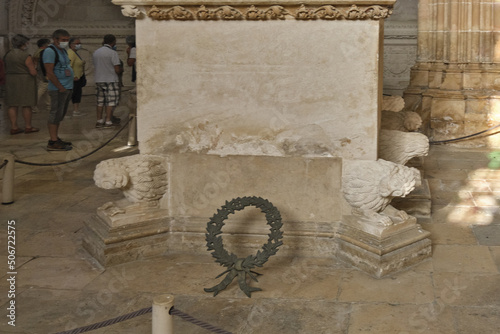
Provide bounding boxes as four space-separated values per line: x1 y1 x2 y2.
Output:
3 34 39 135
68 37 87 118
43 29 74 151
92 34 123 129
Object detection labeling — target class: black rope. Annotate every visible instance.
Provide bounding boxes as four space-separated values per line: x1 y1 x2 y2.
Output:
170 307 233 334
54 305 232 334
0 159 7 170
429 123 500 145
54 306 152 334
15 117 131 167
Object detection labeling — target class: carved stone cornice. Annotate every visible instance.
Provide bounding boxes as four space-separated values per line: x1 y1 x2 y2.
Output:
114 1 395 20
144 4 391 20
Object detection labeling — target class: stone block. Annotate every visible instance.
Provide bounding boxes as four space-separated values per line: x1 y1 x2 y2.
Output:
136 19 381 160
168 154 343 224
82 207 170 266
337 236 431 278
336 219 431 278
441 71 463 90
463 71 483 90
430 99 465 121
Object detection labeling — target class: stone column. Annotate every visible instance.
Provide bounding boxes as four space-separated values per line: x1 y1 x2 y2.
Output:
404 0 500 147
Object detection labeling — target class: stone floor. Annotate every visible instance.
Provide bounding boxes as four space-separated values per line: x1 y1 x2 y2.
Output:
1 94 500 333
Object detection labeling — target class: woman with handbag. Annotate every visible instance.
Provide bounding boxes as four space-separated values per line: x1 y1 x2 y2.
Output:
68 37 87 117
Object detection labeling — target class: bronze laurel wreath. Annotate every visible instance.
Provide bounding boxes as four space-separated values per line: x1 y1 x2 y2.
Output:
204 196 283 297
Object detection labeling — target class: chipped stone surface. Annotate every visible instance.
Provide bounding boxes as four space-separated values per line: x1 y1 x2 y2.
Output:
137 19 382 160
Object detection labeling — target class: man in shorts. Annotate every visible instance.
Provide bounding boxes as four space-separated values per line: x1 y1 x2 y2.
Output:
43 29 74 151
93 34 123 128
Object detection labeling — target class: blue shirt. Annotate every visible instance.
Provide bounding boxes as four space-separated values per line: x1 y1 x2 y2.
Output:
43 45 74 91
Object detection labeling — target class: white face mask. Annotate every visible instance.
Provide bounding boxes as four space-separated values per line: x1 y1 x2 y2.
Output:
59 41 69 49
75 44 82 50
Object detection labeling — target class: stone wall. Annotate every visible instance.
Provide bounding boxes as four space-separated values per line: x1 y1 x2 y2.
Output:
0 0 418 96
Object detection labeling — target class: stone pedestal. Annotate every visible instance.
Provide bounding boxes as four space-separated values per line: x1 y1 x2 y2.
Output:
85 0 434 278
82 202 170 266
337 215 431 278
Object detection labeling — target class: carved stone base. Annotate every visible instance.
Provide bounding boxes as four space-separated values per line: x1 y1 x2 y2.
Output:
336 217 431 278
82 202 170 266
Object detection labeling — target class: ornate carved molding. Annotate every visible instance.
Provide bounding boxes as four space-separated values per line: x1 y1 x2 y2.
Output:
146 4 393 21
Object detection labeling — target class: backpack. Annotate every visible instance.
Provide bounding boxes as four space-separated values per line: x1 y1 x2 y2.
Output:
0 58 5 86
39 45 60 77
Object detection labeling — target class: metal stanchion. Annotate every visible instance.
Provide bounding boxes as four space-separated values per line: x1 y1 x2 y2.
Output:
152 294 174 334
127 113 138 146
2 154 15 205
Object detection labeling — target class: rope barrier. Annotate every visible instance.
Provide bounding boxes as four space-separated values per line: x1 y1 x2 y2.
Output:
170 307 234 334
429 123 500 145
54 306 233 334
54 306 152 334
0 159 7 170
14 117 131 167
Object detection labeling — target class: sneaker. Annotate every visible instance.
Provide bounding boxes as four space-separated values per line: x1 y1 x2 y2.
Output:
103 121 119 128
73 111 87 117
95 121 105 128
47 140 72 151
57 137 72 146
111 116 121 124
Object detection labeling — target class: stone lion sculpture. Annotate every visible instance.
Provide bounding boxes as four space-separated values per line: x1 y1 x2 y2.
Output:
381 95 423 132
381 110 423 132
94 155 167 212
379 130 429 166
342 159 420 226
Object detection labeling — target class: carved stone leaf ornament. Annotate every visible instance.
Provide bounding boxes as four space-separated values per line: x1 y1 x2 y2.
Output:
145 4 392 21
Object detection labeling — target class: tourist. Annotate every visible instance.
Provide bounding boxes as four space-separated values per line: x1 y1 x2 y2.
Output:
126 35 136 83
43 29 74 151
93 34 123 128
32 38 51 114
68 37 87 117
4 34 39 135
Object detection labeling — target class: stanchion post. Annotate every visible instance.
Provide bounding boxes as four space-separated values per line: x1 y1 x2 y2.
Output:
152 294 174 334
127 113 138 147
2 154 15 205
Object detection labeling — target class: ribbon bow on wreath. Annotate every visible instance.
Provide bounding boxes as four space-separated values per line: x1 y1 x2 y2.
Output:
204 196 283 297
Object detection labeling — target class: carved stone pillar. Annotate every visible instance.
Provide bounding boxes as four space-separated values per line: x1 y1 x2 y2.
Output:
404 0 500 147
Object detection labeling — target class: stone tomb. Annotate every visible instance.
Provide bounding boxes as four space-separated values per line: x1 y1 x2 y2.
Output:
83 0 431 278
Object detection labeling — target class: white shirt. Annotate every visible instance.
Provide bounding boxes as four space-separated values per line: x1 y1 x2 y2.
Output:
93 44 121 83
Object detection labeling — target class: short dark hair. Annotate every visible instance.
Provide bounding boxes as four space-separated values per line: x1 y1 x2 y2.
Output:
37 38 51 48
11 34 30 49
103 34 116 45
69 37 80 46
126 35 136 48
52 29 70 39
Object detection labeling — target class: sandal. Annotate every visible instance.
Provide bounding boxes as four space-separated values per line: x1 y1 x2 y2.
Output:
24 127 40 134
10 128 24 135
